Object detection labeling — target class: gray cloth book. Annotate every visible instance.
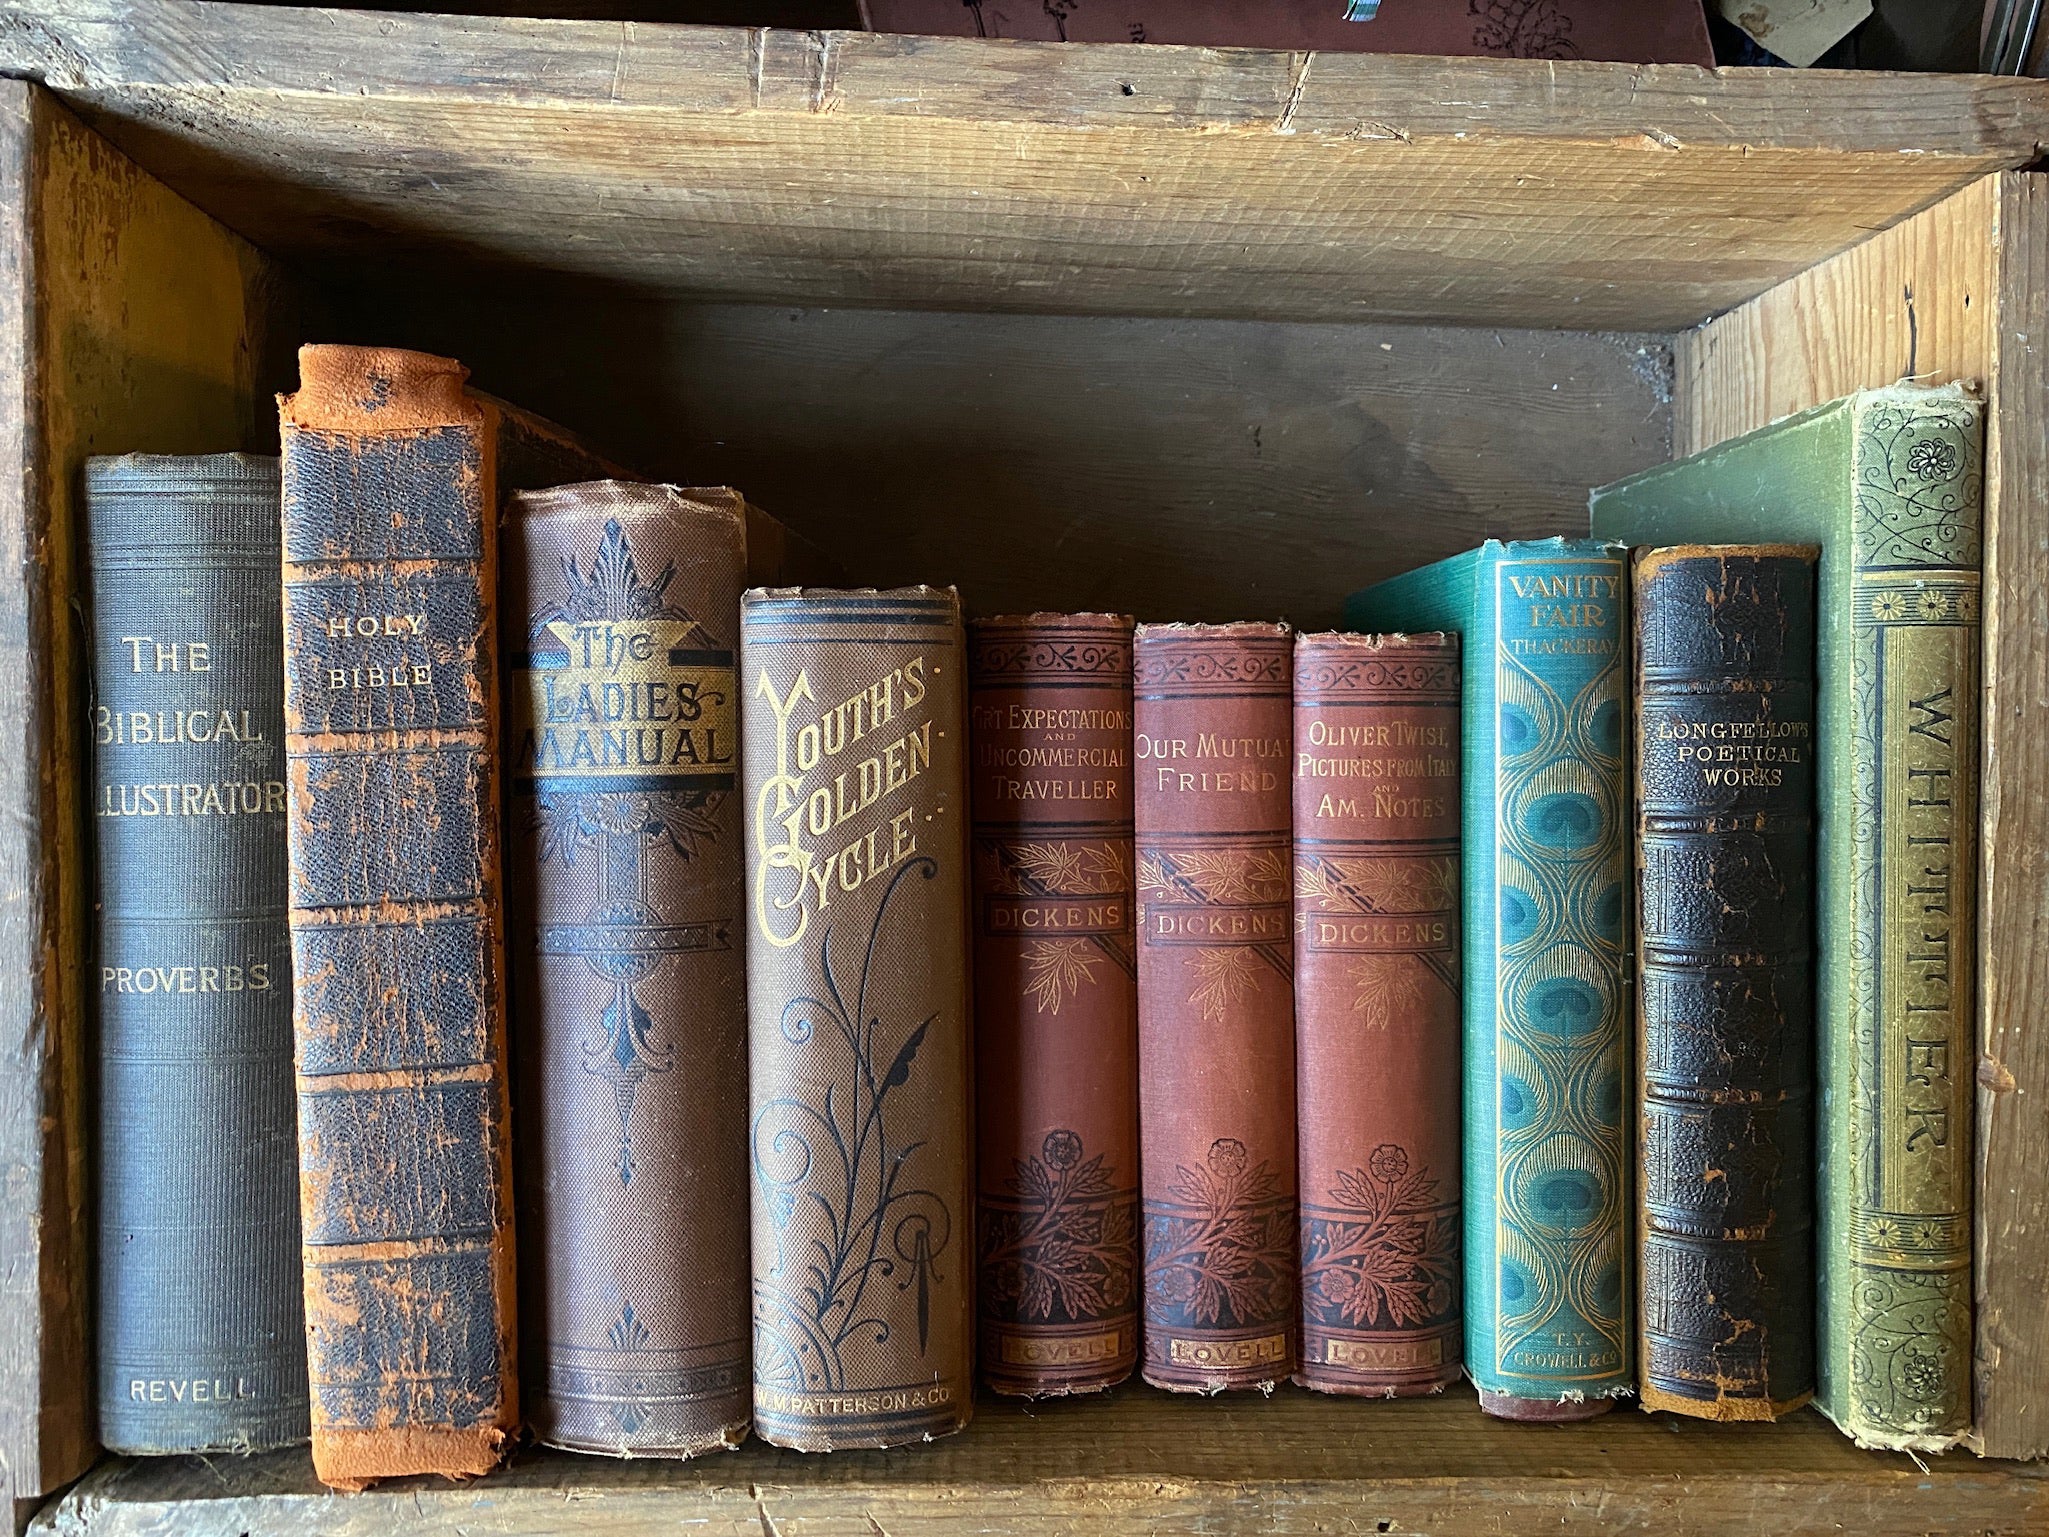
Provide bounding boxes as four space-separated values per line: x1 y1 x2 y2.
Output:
87 453 308 1453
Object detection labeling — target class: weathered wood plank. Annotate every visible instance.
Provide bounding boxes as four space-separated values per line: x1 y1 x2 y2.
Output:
30 1386 2049 1537
1674 171 2049 1462
1673 178 1998 454
320 278 1672 625
0 81 291 1522
1972 174 2049 1466
1 2 2045 327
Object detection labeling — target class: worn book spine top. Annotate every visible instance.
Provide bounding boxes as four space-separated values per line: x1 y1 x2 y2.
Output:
1132 622 1298 1392
1592 383 1981 1451
1291 631 1463 1397
1346 540 1632 1419
1634 547 1817 1422
278 346 518 1489
505 483 751 1456
967 614 1139 1397
742 587 973 1449
87 454 309 1454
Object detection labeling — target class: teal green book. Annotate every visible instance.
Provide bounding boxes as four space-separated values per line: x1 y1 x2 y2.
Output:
1346 539 1632 1417
1591 382 1981 1452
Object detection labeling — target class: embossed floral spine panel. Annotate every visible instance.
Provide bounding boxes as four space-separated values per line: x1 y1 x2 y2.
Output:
1594 383 1982 1452
278 347 520 1489
967 614 1140 1397
742 588 973 1449
1291 631 1463 1397
1133 622 1299 1392
1634 547 1818 1422
1347 541 1632 1421
505 483 751 1456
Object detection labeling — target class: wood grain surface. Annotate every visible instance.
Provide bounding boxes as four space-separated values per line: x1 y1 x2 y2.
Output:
1 1 2046 327
31 1385 2049 1536
0 82 290 1525
1678 171 2049 1462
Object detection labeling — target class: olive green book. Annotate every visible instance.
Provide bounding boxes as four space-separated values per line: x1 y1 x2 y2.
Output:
1591 382 1981 1451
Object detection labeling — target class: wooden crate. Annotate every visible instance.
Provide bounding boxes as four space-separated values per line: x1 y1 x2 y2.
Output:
1 5 2046 1531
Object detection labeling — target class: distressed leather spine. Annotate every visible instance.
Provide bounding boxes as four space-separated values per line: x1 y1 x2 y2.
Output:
1347 542 1632 1421
1594 384 1981 1450
1292 631 1463 1397
279 347 518 1489
743 588 973 1449
506 484 751 1455
87 454 309 1453
1635 547 1818 1421
967 614 1139 1397
1133 623 1298 1391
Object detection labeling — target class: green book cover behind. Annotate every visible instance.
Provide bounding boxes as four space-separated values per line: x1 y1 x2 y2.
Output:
1591 382 1981 1451
1347 538 1633 1415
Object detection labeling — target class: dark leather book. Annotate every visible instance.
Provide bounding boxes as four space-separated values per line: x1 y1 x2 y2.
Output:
1634 545 1818 1421
1292 631 1462 1397
504 482 751 1456
278 345 620 1490
742 586 974 1449
86 454 308 1454
1133 622 1298 1391
860 0 1715 63
967 614 1139 1397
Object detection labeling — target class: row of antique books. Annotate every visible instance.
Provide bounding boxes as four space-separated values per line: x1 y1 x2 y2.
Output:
91 346 1981 1488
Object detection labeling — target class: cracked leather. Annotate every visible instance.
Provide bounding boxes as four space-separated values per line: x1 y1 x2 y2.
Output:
1634 545 1817 1420
280 346 620 1488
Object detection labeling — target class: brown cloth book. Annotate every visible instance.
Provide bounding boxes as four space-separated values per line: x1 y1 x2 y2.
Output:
1292 632 1463 1397
967 614 1140 1397
742 587 974 1449
279 345 620 1490
1133 622 1299 1391
504 483 753 1455
860 0 1715 64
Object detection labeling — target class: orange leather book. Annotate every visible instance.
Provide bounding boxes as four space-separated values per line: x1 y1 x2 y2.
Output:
279 346 620 1489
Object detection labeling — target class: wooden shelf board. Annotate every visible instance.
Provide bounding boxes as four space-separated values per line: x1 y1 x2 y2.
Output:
2 2 2047 327
36 1385 2049 1536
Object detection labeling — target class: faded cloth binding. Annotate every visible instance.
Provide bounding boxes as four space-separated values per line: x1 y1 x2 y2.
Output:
742 587 973 1449
279 345 618 1489
88 454 309 1454
967 614 1139 1396
1292 631 1463 1397
506 483 752 1455
1634 548 1818 1419
1133 622 1299 1391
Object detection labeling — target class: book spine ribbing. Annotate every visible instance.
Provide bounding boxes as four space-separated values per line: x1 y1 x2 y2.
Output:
967 614 1140 1397
87 454 309 1454
1291 631 1463 1396
742 587 973 1450
1133 623 1298 1392
1634 547 1817 1421
278 346 517 1490
1818 396 1981 1450
1470 545 1632 1418
505 484 751 1455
